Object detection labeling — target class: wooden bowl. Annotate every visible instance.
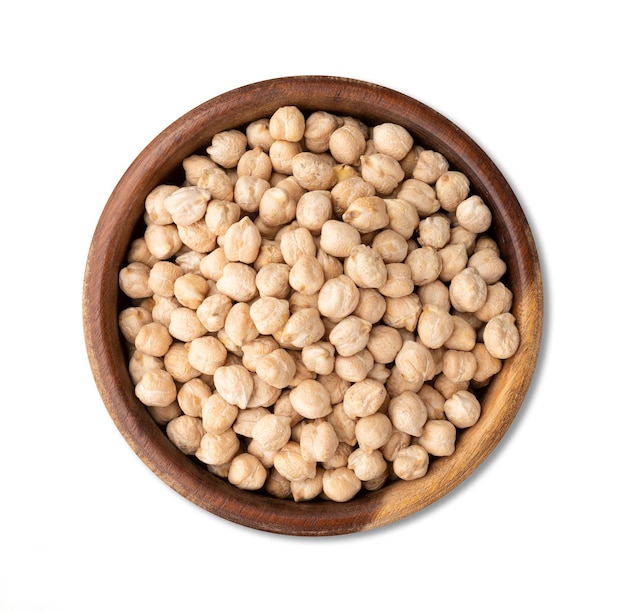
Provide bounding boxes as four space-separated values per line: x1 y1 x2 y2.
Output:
83 76 543 536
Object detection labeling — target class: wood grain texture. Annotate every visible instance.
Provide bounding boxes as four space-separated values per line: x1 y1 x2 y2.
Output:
83 76 543 536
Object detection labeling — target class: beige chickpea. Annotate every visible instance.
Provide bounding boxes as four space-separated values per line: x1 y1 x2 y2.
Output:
164 185 210 226
355 412 393 451
328 316 372 357
182 155 216 185
394 340 436 384
291 152 336 191
388 391 428 437
360 153 405 194
222 216 262 264
213 365 254 409
288 254 325 295
168 307 207 342
289 379 332 419
146 402 183 427
468 248 507 285
456 195 492 233
195 293 231 333
144 223 183 260
328 123 367 165
417 304 455 349
319 220 361 259
166 415 204 455
438 243 469 282
236 146 272 180
246 438 279 468
187 335 227 376
201 393 239 434
405 246 442 286
344 244 387 289
257 186 296 227
483 312 520 359
199 247 228 281
322 467 362 502
246 117 274 151
254 263 290 299
134 322 173 357
253 240 284 270
342 378 386 419
474 282 513 322
317 372 351 405
279 227 317 266
274 308 325 349
326 403 356 447
144 184 177 225
248 374 282 409
135 369 178 407
268 140 302 174
255 348 296 389
330 176 376 216
206 129 247 168
417 419 456 456
442 349 478 383
291 467 324 502
127 237 160 267
366 325 403 364
128 351 163 386
251 413 292 452
381 428 412 462
304 111 341 152
223 302 259 347
175 250 205 276
300 420 340 463
378 263 414 298
240 336 279 373
444 389 481 428
148 261 183 297
397 178 439 216
301 341 335 376
352 288 387 324
417 280 451 311
173 273 209 309
196 428 240 465
348 448 388 482
273 441 317 482
393 445 429 480
471 342 502 385
418 384 446 420
233 175 270 213
449 267 488 313
248 296 290 336
317 248 343 280
418 214 451 249
269 106 305 142
371 229 409 263
177 220 216 255
444 315 477 351
382 294 423 331
163 342 201 383
334 349 374 382
412 149 449 184
228 453 267 491
342 195 391 234
119 306 152 344
435 170 471 212
434 373 469 399
372 122 414 160
119 262 152 300
215 262 257 302
296 190 333 234
177 378 211 417
264 468 292 500
204 200 240 236
197 166 235 201
384 197 420 240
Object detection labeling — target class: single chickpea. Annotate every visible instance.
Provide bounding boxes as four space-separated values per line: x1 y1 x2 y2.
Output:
296 190 333 234
288 254 325 295
144 184 177 225
384 197 420 240
213 365 254 409
223 302 259 347
128 350 163 385
394 340 437 383
233 175 270 213
168 307 207 342
372 122 414 160
330 176 376 216
328 123 367 165
355 412 393 451
254 263 290 299
135 369 178 407
222 216 262 264
127 237 159 267
438 243 469 282
289 379 332 419
177 378 211 418
164 185 210 226
268 140 302 175
334 349 374 382
442 349 478 383
366 325 403 364
265 468 292 500
119 307 152 344
397 178 439 216
371 229 409 263
134 322 173 357
417 419 456 456
177 220 216 254
383 294 423 331
273 441 317 482
342 378 386 419
232 407 270 438
300 420 340 463
146 402 183 427
352 288 387 324
378 263 414 298
199 247 228 282
319 220 362 259
195 293 231 333
255 348 297 389
322 467 362 502
348 448 388 482
173 273 209 310
418 384 446 420
163 342 201 383
317 372 351 405
291 152 336 191
417 304 455 349
449 267 488 313
246 117 275 151
274 308 325 349
236 146 273 180
258 186 297 227
144 223 183 260
119 262 152 300
304 111 341 152
166 415 204 455
215 262 257 302
204 200 240 236
468 248 507 285
393 445 430 480
279 227 317 266
444 389 481 428
148 261 183 297
228 453 267 491
195 428 240 465
388 391 428 437
412 149 449 184
182 154 216 185
206 129 248 168
342 195 390 233
483 312 520 359
248 296 290 336
301 341 336 376
360 153 405 194
444 315 477 351
291 467 324 502
269 106 306 142
380 428 411 462
417 279 451 311
435 170 471 212
197 166 235 201
344 244 387 289
328 316 372 357
456 195 492 233
251 413 292 452
317 248 344 281
418 214 451 249
474 282 513 322
248 374 282 409
405 246 442 286
471 342 503 385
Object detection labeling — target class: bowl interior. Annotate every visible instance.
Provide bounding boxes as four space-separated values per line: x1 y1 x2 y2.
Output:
83 76 543 536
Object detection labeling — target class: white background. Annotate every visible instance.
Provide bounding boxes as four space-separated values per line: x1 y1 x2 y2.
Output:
2 2 624 610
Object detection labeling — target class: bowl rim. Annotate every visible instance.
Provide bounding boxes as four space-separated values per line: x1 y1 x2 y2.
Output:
83 75 543 536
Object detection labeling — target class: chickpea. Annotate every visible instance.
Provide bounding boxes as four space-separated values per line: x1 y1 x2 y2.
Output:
355 412 393 451
255 348 297 389
206 129 247 168
417 304 455 349
289 379 332 419
213 365 254 409
304 111 341 152
444 389 481 428
372 122 414 160
483 312 520 359
435 170 470 212
322 467 362 502
317 274 360 320
291 152 336 191
269 106 306 142
334 349 374 382
275 308 325 349
288 254 325 295
342 378 386 419
301 341 335 376
342 196 389 233
344 244 387 289
348 448 388 482
273 441 317 482
222 216 262 264
328 315 372 357
417 419 456 457
412 149 449 184
456 195 492 233
135 369 177 407
228 453 267 491
300 420 340 463
449 267 488 313
166 415 204 455
196 428 240 465
393 445 429 480
119 307 152 344
215 262 257 302
388 391 428 437
201 394 238 435
366 325 403 364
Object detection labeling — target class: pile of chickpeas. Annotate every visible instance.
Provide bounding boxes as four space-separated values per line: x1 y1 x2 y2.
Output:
118 105 520 502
